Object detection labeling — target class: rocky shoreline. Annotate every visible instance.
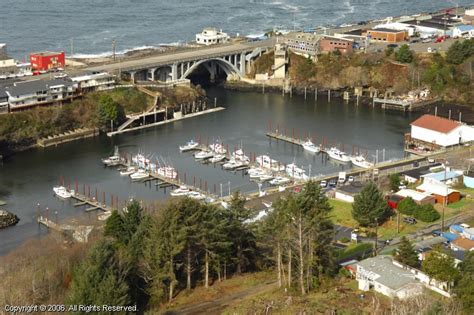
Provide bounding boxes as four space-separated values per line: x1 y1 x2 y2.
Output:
0 210 20 229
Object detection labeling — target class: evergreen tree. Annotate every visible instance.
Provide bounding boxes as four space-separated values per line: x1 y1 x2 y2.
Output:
97 94 126 128
67 240 130 307
388 174 400 191
104 210 124 241
455 251 474 312
225 192 256 275
413 204 440 222
397 197 417 215
352 182 391 227
422 247 459 290
395 236 419 267
395 44 414 63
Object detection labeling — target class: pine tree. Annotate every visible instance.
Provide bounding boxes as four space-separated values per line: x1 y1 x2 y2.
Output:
225 192 256 275
352 182 391 227
422 247 460 290
104 210 124 241
67 240 130 307
455 251 474 312
395 236 419 267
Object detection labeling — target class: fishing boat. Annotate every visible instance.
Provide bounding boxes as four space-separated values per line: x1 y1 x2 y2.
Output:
157 166 178 179
102 146 122 166
256 155 285 172
209 154 226 163
350 155 374 169
285 163 309 181
194 150 214 160
187 191 206 200
232 149 250 162
259 173 274 182
247 167 266 179
269 176 291 186
130 169 149 180
53 186 72 199
302 140 320 153
327 147 351 163
120 166 136 176
223 158 246 170
179 140 199 152
170 186 191 197
132 153 151 168
209 142 227 154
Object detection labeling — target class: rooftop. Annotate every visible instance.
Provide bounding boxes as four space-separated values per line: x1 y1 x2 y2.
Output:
356 256 419 290
401 164 441 179
417 182 458 197
396 189 434 202
4 79 74 97
451 237 474 251
456 24 474 31
369 28 406 33
421 171 463 182
411 114 461 133
414 236 447 250
336 182 364 195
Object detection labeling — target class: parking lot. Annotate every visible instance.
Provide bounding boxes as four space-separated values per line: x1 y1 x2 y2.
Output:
366 36 461 54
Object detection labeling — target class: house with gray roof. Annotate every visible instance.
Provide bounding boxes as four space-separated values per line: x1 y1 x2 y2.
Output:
356 255 424 299
3 79 77 110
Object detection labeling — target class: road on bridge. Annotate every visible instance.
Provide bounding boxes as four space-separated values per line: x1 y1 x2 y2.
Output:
85 39 276 73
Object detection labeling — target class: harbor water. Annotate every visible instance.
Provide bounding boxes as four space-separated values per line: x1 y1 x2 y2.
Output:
0 87 420 255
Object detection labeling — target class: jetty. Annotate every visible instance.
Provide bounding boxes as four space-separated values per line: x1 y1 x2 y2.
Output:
37 216 94 243
37 128 99 148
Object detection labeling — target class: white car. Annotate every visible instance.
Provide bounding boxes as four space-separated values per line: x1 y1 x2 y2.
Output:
320 180 327 188
348 176 354 182
427 47 432 53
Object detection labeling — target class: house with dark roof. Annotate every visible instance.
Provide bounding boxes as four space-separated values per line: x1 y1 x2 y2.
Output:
3 79 77 110
334 182 364 203
400 163 441 183
410 114 474 147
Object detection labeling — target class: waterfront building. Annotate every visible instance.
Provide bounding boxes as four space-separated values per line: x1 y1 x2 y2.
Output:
0 59 17 74
72 72 116 92
366 28 408 42
283 32 353 57
3 79 77 110
373 22 416 37
0 44 7 60
196 28 229 46
451 25 474 38
318 36 353 54
409 114 474 148
462 9 474 25
30 51 65 72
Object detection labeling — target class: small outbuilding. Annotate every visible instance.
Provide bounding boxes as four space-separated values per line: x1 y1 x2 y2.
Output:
416 182 461 204
395 189 436 205
335 183 364 203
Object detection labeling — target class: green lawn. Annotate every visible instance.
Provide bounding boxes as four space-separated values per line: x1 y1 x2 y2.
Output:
329 199 357 227
447 198 474 210
336 243 373 261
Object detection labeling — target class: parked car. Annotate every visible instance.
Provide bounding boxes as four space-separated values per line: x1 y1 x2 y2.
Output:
329 179 337 188
413 161 419 167
320 180 327 188
398 184 407 190
427 47 433 53
387 44 398 48
422 38 432 43
432 229 442 237
410 39 420 43
348 176 354 182
403 217 417 225
428 157 435 163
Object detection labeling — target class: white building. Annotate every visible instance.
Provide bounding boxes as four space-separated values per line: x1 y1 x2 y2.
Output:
196 28 229 46
410 114 474 147
374 22 416 37
356 256 424 299
451 25 474 38
72 72 115 92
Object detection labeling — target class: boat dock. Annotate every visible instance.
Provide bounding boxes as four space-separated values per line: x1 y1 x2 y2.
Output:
70 191 113 213
37 216 94 243
266 131 305 147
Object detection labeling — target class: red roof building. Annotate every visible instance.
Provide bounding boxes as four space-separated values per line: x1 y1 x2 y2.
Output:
410 114 464 147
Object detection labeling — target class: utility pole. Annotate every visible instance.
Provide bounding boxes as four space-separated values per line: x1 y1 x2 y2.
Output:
70 38 74 59
112 39 117 61
374 218 378 256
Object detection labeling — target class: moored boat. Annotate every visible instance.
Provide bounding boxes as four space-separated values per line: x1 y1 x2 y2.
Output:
157 166 178 179
256 155 285 172
302 140 320 153
269 176 291 186
350 155 374 169
232 149 250 162
130 169 149 180
327 147 351 163
285 163 309 181
53 186 73 199
223 158 246 170
170 185 191 197
120 166 136 176
209 142 227 154
209 154 226 163
179 140 199 152
195 150 214 160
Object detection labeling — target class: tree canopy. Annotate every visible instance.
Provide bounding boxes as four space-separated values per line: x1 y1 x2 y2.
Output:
352 182 392 227
395 236 419 267
395 44 414 63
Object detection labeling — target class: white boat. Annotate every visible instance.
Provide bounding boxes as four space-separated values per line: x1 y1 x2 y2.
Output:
327 147 351 163
223 158 246 170
53 186 72 199
187 191 206 200
248 167 266 179
132 153 151 168
256 155 285 172
232 149 250 162
259 174 274 182
302 140 320 153
195 150 214 160
157 166 178 179
286 163 309 181
269 176 291 186
350 155 374 169
170 185 190 197
102 146 121 166
120 166 136 176
179 140 199 152
130 169 149 180
209 154 226 163
98 211 112 221
209 142 227 154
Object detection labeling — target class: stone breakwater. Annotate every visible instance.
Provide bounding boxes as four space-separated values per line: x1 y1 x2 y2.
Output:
0 210 20 229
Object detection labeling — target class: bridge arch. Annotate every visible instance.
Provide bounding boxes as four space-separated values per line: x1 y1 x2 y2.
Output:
180 58 242 81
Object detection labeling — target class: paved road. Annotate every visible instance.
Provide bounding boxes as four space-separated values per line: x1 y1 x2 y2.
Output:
85 39 276 73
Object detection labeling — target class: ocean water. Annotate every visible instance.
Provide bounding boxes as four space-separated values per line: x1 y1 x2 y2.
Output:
1 0 471 59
